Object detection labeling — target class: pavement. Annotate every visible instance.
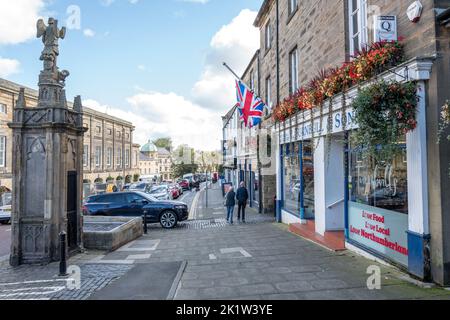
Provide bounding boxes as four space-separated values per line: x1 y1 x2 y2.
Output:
0 183 450 300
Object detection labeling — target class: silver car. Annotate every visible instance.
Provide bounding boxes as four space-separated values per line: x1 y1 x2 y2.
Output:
0 192 11 225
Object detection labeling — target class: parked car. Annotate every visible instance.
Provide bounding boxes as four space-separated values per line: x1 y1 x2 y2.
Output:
0 192 12 225
168 185 180 199
178 179 190 191
149 185 171 200
175 183 183 195
83 191 188 229
129 182 152 193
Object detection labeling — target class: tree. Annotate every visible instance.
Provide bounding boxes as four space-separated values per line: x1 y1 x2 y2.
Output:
153 137 173 152
171 163 199 180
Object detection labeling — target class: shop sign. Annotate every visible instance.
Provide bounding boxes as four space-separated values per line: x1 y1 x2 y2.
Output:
349 202 408 266
374 16 398 42
282 109 357 143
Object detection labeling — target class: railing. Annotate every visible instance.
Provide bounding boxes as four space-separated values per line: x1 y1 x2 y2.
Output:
327 198 345 209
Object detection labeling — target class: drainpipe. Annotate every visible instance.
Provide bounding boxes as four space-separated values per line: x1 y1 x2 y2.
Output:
276 0 282 223
276 0 280 106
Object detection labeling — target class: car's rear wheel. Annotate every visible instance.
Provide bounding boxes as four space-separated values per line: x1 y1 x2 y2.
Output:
160 211 178 229
1 220 10 225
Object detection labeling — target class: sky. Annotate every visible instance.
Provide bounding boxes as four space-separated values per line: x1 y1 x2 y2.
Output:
0 0 262 151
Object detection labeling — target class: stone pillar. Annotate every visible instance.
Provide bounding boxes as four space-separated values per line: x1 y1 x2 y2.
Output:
314 135 345 236
8 18 86 266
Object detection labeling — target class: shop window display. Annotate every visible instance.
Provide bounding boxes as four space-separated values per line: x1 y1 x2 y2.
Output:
283 143 301 214
349 135 408 215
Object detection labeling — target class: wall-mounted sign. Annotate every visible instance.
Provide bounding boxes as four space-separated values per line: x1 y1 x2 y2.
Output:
374 16 398 42
407 1 423 23
349 202 409 267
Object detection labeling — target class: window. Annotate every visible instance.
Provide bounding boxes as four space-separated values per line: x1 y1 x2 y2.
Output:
250 71 255 91
265 76 272 113
117 148 122 167
0 103 7 114
349 133 408 214
125 149 130 167
95 146 102 167
289 48 299 94
283 143 300 214
106 147 112 166
107 128 112 136
95 125 101 134
288 0 298 16
0 136 6 167
348 0 368 56
282 141 315 218
83 145 89 167
265 21 271 51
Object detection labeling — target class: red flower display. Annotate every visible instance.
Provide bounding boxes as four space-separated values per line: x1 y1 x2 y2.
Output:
272 40 405 122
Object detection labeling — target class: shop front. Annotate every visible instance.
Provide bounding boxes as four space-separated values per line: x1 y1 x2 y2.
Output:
275 57 434 279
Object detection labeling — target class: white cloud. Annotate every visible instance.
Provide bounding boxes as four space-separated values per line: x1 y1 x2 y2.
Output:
100 0 115 6
191 9 259 112
0 57 21 77
0 0 46 45
83 9 258 151
179 0 209 3
84 94 222 151
83 28 96 37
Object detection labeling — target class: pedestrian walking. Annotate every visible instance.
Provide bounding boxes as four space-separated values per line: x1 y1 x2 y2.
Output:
236 181 249 223
224 187 236 224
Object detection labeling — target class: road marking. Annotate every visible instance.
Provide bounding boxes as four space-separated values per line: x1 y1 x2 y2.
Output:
220 247 252 258
87 256 135 265
117 239 160 252
189 189 202 220
213 211 224 215
209 254 217 260
126 254 151 260
6 228 11 232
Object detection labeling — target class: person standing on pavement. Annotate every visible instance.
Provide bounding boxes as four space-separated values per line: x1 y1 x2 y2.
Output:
236 181 249 223
224 187 236 224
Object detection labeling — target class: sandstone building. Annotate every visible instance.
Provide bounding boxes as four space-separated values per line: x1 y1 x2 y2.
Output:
0 78 140 190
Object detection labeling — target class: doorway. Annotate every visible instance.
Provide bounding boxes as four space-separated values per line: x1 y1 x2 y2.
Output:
67 171 78 251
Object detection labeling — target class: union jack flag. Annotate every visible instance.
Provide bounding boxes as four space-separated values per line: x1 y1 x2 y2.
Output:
235 80 266 128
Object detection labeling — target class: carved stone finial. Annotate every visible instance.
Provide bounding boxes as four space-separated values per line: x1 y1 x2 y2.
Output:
16 88 26 108
73 95 82 112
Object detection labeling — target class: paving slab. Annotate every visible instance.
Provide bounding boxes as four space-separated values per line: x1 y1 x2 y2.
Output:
89 262 182 300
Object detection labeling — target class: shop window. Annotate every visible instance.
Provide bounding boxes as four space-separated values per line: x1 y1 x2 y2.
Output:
283 143 301 214
349 134 408 215
302 141 315 218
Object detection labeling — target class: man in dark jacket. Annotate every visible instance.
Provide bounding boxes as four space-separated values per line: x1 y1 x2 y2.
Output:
236 181 249 223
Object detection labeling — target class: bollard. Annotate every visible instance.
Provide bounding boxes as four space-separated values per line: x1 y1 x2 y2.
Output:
59 232 68 277
143 210 148 234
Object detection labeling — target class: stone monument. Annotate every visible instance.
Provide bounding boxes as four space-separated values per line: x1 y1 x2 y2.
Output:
8 18 85 266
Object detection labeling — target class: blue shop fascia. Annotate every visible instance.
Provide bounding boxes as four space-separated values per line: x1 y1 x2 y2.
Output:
274 57 434 281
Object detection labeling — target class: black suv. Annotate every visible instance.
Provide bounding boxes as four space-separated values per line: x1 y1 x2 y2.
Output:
83 191 189 229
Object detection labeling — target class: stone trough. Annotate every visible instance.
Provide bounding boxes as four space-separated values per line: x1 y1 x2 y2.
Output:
83 216 144 251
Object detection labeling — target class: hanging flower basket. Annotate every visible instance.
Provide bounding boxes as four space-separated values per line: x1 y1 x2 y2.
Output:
351 80 419 162
272 40 405 122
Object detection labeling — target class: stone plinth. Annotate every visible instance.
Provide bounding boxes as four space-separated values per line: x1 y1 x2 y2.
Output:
83 216 144 251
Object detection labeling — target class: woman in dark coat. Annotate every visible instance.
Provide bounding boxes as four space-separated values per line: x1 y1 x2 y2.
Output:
224 187 236 224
